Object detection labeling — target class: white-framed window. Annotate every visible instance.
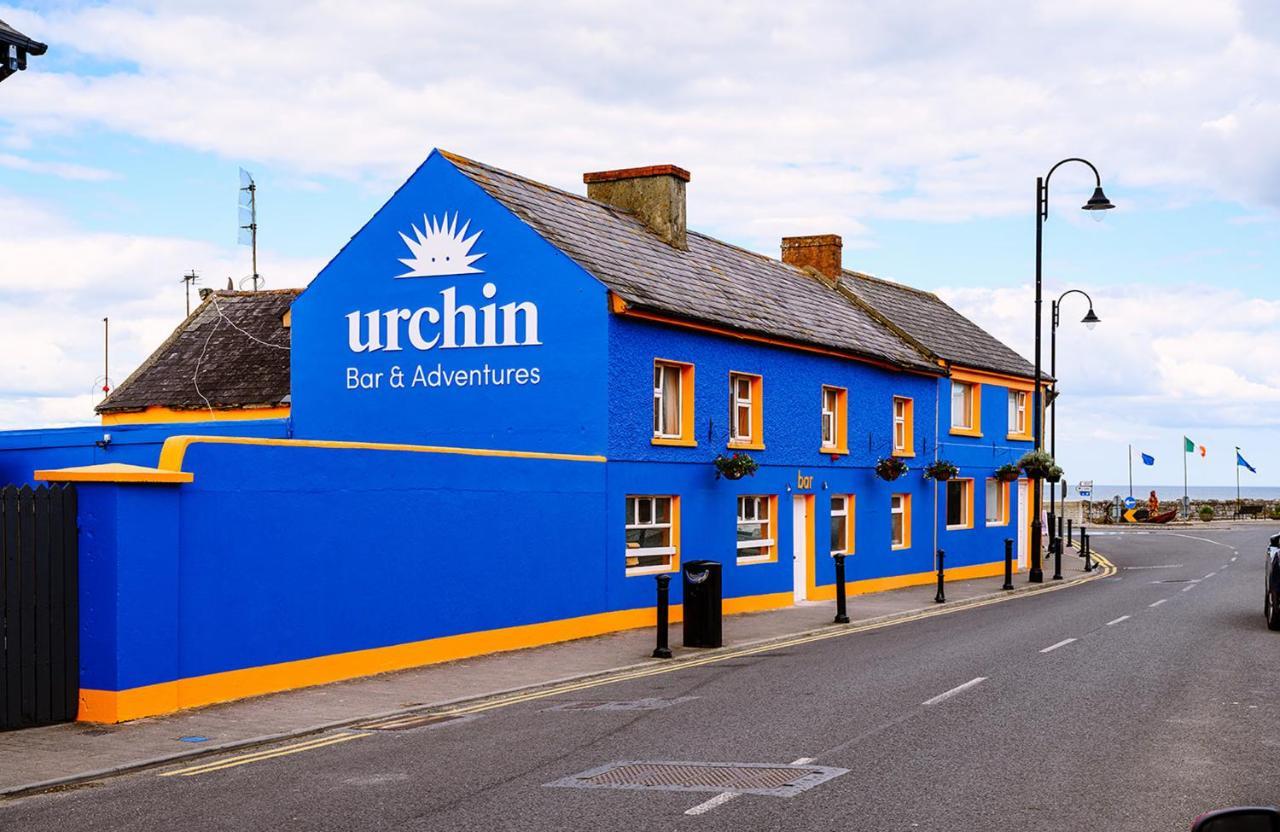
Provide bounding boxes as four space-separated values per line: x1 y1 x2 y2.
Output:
1008 390 1028 437
946 479 974 530
830 494 855 554
736 495 775 563
891 493 911 550
625 495 677 573
893 396 913 454
653 363 683 439
985 479 1009 526
821 387 839 448
729 373 758 444
950 381 975 431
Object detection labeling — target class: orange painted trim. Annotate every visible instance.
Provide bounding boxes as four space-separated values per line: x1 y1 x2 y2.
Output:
35 462 193 484
949 379 983 437
892 395 915 456
949 365 1037 392
651 437 698 448
652 358 696 446
157 435 606 473
77 590 794 723
611 299 942 378
727 371 763 449
101 406 290 426
820 385 848 455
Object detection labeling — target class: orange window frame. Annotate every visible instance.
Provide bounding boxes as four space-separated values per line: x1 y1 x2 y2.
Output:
984 478 1010 527
820 385 848 455
652 359 697 447
949 380 982 437
727 372 764 451
892 396 915 457
830 494 856 555
891 493 912 550
624 494 681 575
945 478 976 530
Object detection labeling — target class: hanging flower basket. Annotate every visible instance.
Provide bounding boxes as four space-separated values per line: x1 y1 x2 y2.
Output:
923 460 959 481
714 452 759 481
1017 449 1061 481
994 463 1021 483
875 456 909 482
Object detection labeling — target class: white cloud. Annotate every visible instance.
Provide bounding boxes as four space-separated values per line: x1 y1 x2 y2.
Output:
0 153 117 181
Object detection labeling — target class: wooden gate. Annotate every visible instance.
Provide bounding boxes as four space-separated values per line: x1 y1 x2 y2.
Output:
0 484 78 730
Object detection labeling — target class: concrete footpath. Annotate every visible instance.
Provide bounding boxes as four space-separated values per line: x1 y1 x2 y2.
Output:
0 554 1108 797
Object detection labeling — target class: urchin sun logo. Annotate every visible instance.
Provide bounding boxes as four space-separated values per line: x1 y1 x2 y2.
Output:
397 212 486 277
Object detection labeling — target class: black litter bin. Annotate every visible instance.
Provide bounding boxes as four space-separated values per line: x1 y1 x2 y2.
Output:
682 560 722 648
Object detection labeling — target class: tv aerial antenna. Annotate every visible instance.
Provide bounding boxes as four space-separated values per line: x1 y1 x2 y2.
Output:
181 269 200 315
238 168 262 291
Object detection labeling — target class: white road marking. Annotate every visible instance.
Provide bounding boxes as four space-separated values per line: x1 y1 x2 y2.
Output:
1125 565 1183 570
684 756 816 815
1040 638 1077 654
922 677 987 706
1106 615 1130 626
1150 599 1168 607
1205 573 1217 579
685 792 738 815
1182 585 1196 592
1231 556 1238 562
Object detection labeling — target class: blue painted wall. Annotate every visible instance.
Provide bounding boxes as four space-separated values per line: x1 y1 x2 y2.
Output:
289 150 609 455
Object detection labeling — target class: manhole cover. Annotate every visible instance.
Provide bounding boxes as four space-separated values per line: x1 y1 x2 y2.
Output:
547 761 847 797
547 697 697 713
356 712 476 731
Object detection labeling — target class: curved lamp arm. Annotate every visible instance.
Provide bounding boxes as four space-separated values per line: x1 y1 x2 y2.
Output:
1040 158 1105 221
1052 288 1099 329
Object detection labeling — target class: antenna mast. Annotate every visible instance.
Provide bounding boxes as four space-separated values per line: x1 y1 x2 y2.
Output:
238 168 261 291
102 317 110 400
181 269 200 315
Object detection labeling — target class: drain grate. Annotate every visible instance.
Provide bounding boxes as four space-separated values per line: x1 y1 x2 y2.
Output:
356 712 476 731
547 761 847 797
547 697 697 713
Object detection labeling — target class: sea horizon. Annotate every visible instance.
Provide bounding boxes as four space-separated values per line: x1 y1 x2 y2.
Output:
1065 484 1280 501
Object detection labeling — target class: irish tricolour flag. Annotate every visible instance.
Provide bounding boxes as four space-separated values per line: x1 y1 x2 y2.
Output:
1184 436 1206 458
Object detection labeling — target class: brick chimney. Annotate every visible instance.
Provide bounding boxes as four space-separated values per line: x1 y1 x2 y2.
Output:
584 164 690 250
781 235 843 285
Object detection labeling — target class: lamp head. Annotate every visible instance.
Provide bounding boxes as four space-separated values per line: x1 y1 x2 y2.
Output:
1082 186 1115 221
1081 307 1100 330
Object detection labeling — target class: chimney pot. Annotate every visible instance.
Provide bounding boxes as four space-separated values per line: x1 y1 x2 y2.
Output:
781 235 843 284
584 165 690 249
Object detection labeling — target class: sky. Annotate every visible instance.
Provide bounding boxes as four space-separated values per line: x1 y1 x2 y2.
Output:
1 0 1278 487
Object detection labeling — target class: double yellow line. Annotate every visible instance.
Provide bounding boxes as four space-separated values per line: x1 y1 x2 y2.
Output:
160 555 1114 778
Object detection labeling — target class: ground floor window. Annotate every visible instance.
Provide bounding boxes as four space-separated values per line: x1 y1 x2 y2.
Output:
736 495 776 564
891 493 911 550
985 478 1009 526
830 494 855 554
946 479 974 530
625 495 678 574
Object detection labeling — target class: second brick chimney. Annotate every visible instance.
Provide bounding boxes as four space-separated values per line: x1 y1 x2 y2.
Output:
781 235 843 285
584 164 690 250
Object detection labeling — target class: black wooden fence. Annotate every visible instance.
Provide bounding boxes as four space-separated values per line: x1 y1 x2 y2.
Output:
0 484 78 730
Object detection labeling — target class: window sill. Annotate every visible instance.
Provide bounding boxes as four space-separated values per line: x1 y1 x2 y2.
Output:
1006 433 1033 442
736 553 775 565
985 521 1010 528
891 543 911 551
625 562 678 577
652 436 697 447
820 446 848 457
949 427 983 438
891 449 915 458
945 524 974 531
727 441 765 451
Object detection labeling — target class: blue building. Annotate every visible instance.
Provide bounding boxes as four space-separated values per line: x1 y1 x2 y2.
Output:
8 150 1041 721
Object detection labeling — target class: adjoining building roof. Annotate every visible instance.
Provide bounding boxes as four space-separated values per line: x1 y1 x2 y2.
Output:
0 19 47 83
442 152 941 374
96 290 299 415
840 271 1036 379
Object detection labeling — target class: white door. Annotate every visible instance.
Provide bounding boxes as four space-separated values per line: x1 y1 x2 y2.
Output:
1017 479 1030 570
792 495 810 603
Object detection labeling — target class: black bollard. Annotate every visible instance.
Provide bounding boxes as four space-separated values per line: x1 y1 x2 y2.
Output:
1002 538 1014 590
833 553 850 624
1066 518 1074 548
1057 515 1065 547
1047 510 1057 549
934 549 946 603
1084 533 1094 572
652 574 672 659
1077 524 1087 557
1052 535 1063 580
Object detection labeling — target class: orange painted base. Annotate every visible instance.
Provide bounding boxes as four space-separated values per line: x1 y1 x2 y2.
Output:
78 591 794 724
806 558 1010 602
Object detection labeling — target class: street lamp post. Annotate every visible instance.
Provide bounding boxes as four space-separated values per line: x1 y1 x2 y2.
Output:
1031 159 1113 583
1049 289 1100 518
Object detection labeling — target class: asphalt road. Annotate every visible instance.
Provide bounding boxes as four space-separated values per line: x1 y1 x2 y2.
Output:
4 524 1279 831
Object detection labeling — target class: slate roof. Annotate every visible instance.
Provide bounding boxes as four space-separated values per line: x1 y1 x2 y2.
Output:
96 290 298 415
442 152 941 374
840 271 1037 379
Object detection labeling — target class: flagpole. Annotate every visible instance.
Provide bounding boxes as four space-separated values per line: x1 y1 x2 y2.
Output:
1236 446 1241 516
1128 444 1133 499
1183 439 1188 518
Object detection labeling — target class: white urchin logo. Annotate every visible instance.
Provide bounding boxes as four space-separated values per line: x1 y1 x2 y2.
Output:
397 212 486 277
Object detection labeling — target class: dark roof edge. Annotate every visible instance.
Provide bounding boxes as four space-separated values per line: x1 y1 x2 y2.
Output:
618 298 946 377
0 21 47 54
832 280 942 369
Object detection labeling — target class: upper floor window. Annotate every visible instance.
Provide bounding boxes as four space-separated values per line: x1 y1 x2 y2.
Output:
736 495 776 563
821 386 848 453
728 372 763 449
892 396 914 456
652 360 695 446
1008 390 1030 439
950 380 980 435
625 495 678 574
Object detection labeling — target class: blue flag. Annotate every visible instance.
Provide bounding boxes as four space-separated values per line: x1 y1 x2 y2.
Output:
1237 451 1257 473
1140 453 1155 466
